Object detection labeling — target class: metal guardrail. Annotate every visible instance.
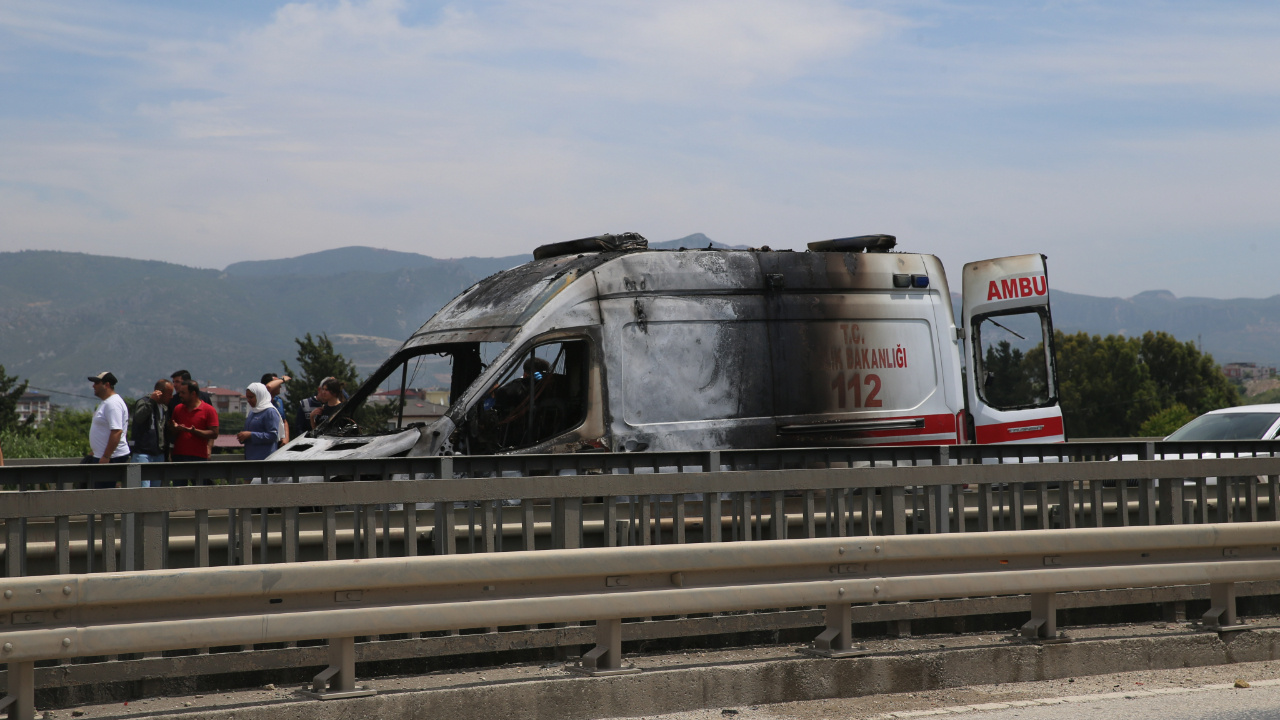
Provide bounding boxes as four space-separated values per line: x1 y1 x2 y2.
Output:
2 521 1278 719
1 442 1278 713
4 440 1280 490
3 450 1279 578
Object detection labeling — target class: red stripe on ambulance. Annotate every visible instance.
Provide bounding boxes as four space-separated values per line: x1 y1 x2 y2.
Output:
974 415 1065 444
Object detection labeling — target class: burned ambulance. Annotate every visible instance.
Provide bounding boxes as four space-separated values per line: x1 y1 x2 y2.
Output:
273 233 1064 460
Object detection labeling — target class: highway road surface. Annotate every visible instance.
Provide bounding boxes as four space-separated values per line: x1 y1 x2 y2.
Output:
647 659 1280 720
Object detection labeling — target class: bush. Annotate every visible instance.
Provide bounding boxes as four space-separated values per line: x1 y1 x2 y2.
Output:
220 412 246 435
1 408 94 459
1138 403 1197 438
1 427 90 459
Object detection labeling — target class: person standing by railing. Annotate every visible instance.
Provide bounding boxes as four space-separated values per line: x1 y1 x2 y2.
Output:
238 383 282 460
131 378 174 465
308 377 346 430
260 373 291 449
170 380 219 464
84 372 131 466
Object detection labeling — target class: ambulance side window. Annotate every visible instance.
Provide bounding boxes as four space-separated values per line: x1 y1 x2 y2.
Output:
974 310 1054 410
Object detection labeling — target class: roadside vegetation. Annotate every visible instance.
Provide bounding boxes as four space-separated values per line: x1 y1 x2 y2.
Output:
280 332 401 435
0 363 94 458
1244 386 1280 406
990 330 1239 438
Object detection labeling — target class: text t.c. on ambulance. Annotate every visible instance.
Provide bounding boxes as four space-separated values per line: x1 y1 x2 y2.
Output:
272 233 1065 461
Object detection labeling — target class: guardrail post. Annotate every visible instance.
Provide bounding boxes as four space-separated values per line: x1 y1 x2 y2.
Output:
1158 479 1184 525
702 493 722 543
926 486 945 534
552 497 582 549
1 660 35 720
1090 481 1105 527
1020 592 1060 641
1058 481 1076 529
121 465 142 570
433 503 455 555
772 492 787 540
802 603 868 658
401 503 417 557
1217 478 1234 524
573 619 638 676
4 517 23 578
833 489 849 537
951 484 965 533
977 483 994 532
1202 582 1239 630
1139 479 1156 526
887 487 907 535
133 508 164 571
301 637 375 700
1035 484 1050 529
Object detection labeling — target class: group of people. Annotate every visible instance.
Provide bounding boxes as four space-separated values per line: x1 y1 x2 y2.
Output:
80 370 348 465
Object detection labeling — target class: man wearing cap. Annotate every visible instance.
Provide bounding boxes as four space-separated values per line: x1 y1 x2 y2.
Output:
84 372 131 465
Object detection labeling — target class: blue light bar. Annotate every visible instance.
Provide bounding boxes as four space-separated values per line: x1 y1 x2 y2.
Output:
912 275 930 288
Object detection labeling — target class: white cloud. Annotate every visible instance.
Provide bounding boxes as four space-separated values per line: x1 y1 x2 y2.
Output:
0 1 1277 299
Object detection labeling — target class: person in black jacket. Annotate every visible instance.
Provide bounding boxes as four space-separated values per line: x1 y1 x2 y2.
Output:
131 379 174 475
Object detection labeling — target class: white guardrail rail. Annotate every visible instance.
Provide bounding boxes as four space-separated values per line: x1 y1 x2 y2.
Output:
3 521 1280 720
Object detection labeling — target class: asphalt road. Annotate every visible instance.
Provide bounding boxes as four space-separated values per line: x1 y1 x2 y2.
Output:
643 659 1280 720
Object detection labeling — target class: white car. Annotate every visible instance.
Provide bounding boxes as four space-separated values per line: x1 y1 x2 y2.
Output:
1164 404 1280 442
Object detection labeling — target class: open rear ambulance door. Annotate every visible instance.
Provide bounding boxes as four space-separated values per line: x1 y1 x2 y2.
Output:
961 254 1065 444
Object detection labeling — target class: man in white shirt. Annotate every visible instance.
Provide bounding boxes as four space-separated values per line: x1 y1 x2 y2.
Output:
84 371 131 465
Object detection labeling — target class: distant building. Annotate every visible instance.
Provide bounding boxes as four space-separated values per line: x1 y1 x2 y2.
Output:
368 388 449 428
16 391 50 425
396 400 450 429
204 386 248 415
1224 363 1277 381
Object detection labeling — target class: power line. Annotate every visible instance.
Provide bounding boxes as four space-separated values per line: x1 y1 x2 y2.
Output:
22 385 97 401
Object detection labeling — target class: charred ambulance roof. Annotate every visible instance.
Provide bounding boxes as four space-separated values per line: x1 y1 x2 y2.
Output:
404 252 616 347
402 232 943 350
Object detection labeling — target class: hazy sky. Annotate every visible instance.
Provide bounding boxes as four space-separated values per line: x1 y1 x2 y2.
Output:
1 1 1277 298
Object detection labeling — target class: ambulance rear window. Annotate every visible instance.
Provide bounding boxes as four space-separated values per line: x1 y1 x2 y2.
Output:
974 310 1055 410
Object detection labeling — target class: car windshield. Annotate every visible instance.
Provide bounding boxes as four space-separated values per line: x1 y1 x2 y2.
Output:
1165 412 1280 441
318 341 508 435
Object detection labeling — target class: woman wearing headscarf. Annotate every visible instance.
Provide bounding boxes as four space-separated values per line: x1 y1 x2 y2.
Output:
237 382 282 461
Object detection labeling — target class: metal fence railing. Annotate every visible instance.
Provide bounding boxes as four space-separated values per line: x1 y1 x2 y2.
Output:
2 442 1278 707
2 443 1279 579
3 521 1278 720
5 440 1280 490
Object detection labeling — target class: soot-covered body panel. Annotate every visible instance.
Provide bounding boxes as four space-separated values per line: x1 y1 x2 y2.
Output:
273 245 988 460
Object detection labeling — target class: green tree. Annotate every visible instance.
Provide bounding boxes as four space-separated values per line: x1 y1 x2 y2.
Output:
1138 331 1239 413
0 365 30 433
1052 330 1238 438
1053 332 1158 438
280 333 360 433
983 341 1035 408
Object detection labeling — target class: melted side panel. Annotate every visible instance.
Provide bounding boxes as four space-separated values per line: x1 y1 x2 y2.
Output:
621 319 773 426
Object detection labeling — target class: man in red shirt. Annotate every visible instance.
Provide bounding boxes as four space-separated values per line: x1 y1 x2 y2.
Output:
170 380 219 464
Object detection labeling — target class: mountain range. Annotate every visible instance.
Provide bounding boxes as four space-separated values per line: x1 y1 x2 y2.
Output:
1 234 1275 407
